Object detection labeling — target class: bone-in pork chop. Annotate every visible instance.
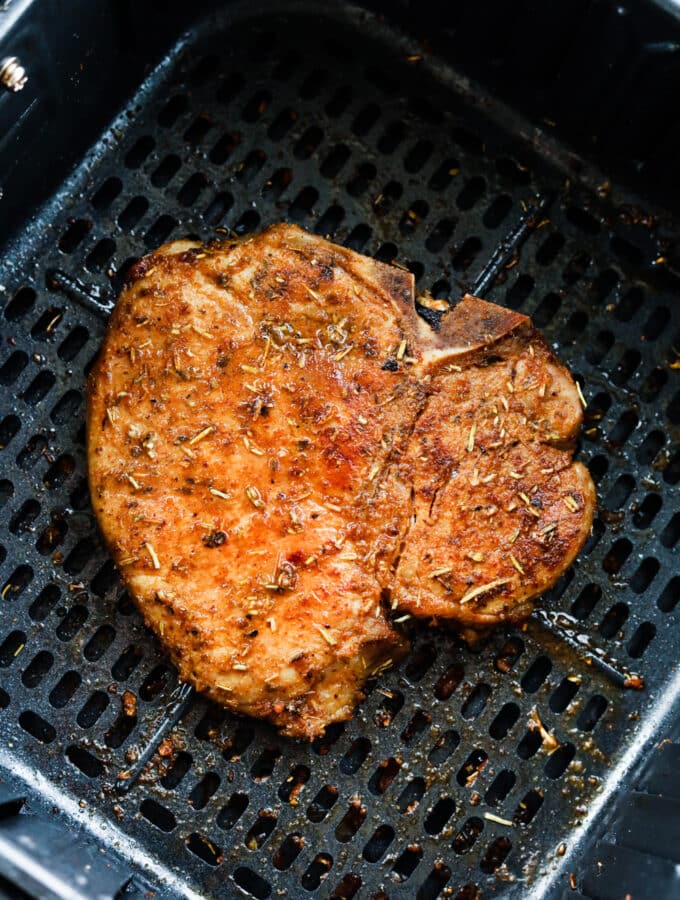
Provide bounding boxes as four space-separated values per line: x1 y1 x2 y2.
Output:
88 224 595 738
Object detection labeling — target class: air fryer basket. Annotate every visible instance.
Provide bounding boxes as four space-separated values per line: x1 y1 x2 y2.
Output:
0 2 679 898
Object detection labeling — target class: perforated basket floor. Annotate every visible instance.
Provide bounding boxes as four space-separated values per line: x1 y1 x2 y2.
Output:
0 4 679 898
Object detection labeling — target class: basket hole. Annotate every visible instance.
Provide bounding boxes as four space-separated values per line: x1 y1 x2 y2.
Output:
118 196 149 231
344 224 372 251
216 71 245 104
562 311 589 343
140 798 176 832
566 206 600 234
22 650 53 688
0 350 28 385
669 390 680 425
637 430 665 466
56 604 88 641
294 126 323 160
189 772 221 811
140 664 173 701
50 390 82 425
77 691 109 728
325 82 352 116
643 305 670 340
428 729 460 766
340 737 371 774
210 131 241 166
217 792 249 830
615 286 644 321
610 349 641 386
517 726 544 759
234 209 260 235
125 135 154 168
562 251 591 285
251 746 281 782
91 559 118 598
9 499 40 534
532 292 560 327
16 433 47 470
550 677 581 713
111 644 143 681
627 621 656 658
425 217 457 253
91 176 122 210
301 852 333 891
496 156 530 183
457 749 488 787
85 238 116 273
236 150 266 184
429 157 460 192
399 199 429 235
378 120 406 154
65 745 103 778
393 845 423 882
335 800 366 842
588 455 609 483
224 723 255 759
483 194 512 229
63 537 96 575
59 219 91 253
104 708 137 749
505 274 534 309
451 236 482 272
535 232 564 265
262 167 293 202
664 447 680 485
629 557 659 594
586 330 614 365
22 370 55 405
315 204 345 237
661 512 680 547
494 637 524 673
434 663 464 700
82 625 115 663
36 514 68 555
186 833 222 867
242 89 271 123
544 743 576 778
604 474 635 510
19 710 55 744
204 191 234 226
485 769 516 806
489 702 520 739
0 479 13 508
599 602 629 638
513 788 544 825
461 683 491 720
480 836 512 873
320 143 350 179
373 689 404 727
634 493 663 529
521 655 552 693
2 564 33 600
401 709 431 745
144 215 176 249
404 139 433 173
368 757 401 795
49 670 81 708
602 538 633 575
151 154 181 187
372 179 401 213
58 327 88 362
0 631 26 667
272 833 304 871
456 177 485 211
278 764 310 805
363 825 394 863
397 778 425 815
404 643 436 682
352 102 380 136
577 695 608 732
5 286 36 320
245 810 277 850
268 108 297 142
177 173 208 207
158 94 188 127
452 817 484 854
307 784 338 822
28 584 59 622
184 115 212 145
425 797 456 835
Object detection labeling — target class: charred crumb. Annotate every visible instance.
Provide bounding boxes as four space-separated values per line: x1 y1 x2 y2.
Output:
202 530 227 548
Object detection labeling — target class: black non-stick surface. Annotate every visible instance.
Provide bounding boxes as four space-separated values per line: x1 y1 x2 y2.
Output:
0 4 679 898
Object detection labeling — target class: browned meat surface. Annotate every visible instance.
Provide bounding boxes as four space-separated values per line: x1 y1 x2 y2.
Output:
88 224 595 738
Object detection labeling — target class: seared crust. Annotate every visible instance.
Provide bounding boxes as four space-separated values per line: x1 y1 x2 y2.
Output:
88 227 595 738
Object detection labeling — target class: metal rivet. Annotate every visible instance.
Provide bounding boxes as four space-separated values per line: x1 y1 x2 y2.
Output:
0 56 28 92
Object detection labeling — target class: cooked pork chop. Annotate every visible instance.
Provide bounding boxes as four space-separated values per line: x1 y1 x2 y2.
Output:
88 224 595 738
